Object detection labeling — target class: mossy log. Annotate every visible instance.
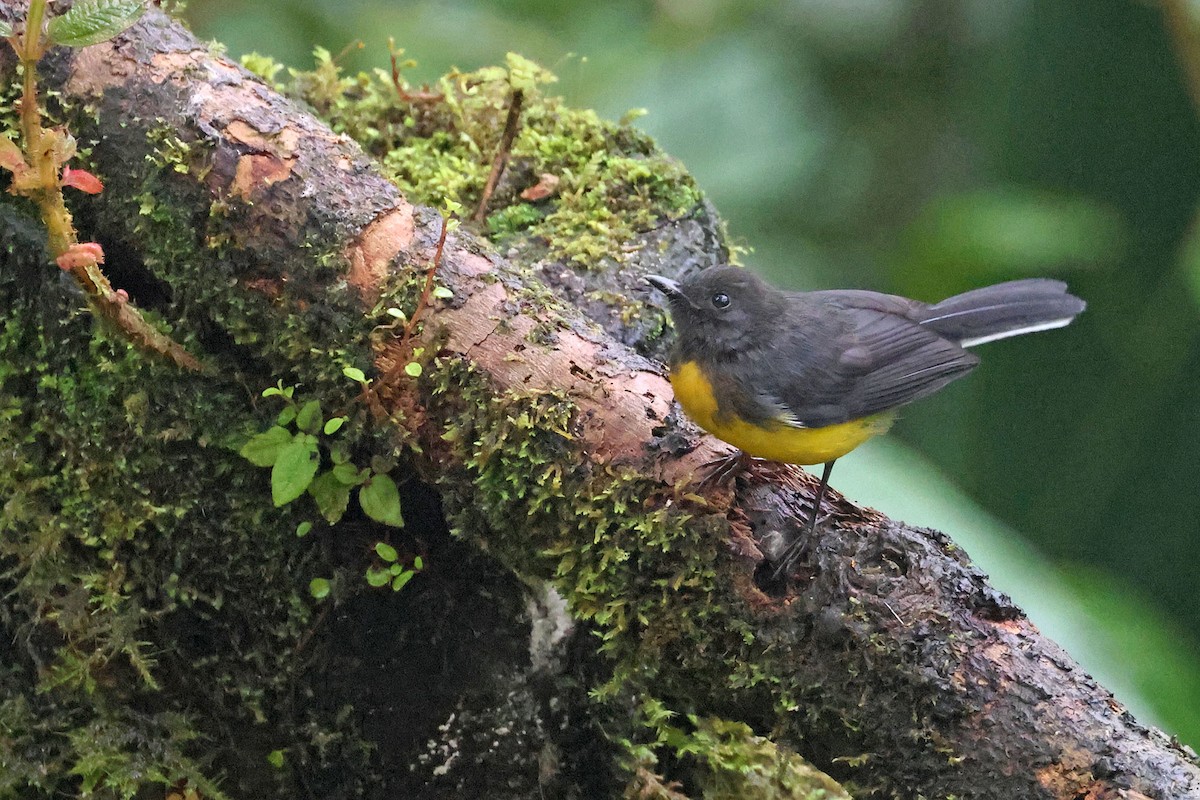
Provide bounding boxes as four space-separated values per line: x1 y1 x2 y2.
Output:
1 5 1198 799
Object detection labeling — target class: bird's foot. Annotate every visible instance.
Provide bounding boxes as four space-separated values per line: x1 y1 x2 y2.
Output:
769 510 834 581
698 449 755 488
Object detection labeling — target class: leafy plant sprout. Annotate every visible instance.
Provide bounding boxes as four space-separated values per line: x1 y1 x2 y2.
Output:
1 0 200 369
240 204 458 595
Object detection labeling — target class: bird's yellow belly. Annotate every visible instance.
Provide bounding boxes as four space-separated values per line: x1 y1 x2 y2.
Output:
669 361 894 465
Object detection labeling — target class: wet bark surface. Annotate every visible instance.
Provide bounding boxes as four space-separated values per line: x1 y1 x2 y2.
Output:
1 4 1198 797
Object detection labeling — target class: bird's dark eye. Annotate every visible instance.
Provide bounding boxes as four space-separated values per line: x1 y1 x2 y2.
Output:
712 292 731 309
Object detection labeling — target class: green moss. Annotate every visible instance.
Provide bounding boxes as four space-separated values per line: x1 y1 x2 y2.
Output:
623 701 849 800
0 78 20 138
285 51 703 269
240 51 286 90
1 122 388 794
486 200 544 238
522 119 702 266
144 123 199 175
0 299 321 795
672 716 848 800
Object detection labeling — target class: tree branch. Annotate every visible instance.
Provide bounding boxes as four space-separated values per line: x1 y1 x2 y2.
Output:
2 5 1197 798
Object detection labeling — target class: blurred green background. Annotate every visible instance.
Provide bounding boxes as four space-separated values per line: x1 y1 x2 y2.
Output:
185 0 1200 745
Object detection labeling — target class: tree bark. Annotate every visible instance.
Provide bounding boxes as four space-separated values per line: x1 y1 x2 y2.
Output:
1 5 1197 799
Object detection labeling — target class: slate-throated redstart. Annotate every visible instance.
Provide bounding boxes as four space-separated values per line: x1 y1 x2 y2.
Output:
646 266 1085 576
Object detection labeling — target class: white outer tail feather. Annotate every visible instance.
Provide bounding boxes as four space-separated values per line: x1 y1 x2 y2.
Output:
958 317 1075 348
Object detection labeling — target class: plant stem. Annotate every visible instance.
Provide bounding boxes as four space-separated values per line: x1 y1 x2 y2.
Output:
472 88 524 223
18 0 75 257
6 1 202 371
372 215 451 401
22 0 46 63
399 216 450 345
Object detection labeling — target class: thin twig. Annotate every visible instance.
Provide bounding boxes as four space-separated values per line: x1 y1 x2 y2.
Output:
472 88 524 223
370 214 451 402
388 39 443 104
293 604 331 657
399 215 450 345
6 2 201 371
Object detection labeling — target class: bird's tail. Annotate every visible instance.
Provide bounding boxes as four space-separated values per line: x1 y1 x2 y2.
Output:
919 278 1086 347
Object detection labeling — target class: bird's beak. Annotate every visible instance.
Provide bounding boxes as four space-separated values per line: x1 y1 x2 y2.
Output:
644 274 682 298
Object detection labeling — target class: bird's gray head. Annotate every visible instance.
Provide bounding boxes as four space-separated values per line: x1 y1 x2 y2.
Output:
645 266 782 357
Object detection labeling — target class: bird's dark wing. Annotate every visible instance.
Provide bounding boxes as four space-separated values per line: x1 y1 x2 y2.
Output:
759 291 979 427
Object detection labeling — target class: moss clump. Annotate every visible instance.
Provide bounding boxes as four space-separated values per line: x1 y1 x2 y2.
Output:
628 714 854 800
267 50 704 269
0 297 300 795
0 81 397 795
430 356 718 641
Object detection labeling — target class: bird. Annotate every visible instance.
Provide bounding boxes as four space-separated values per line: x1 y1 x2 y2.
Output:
645 266 1085 577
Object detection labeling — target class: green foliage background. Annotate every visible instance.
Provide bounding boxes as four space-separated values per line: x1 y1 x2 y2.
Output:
186 0 1200 746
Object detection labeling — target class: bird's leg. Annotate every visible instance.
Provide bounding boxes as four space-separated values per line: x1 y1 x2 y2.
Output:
698 449 754 488
772 459 836 580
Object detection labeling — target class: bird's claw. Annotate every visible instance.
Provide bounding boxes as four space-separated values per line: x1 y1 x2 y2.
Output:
697 450 754 488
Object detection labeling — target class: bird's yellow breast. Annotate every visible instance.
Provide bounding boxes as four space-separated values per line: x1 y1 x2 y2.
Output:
669 360 894 465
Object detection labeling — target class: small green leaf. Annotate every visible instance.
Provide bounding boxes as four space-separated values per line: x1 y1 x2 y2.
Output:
308 577 330 599
267 749 285 768
375 541 398 562
330 444 351 465
239 426 293 467
295 399 323 434
262 385 283 398
432 285 453 299
308 471 351 524
365 566 390 587
389 563 404 575
385 307 406 320
391 570 415 592
359 473 403 527
413 556 424 570
404 362 423 377
271 436 320 506
277 405 297 427
332 461 366 485
0 21 12 38
47 0 148 48
342 366 367 383
295 521 313 538
324 416 347 435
